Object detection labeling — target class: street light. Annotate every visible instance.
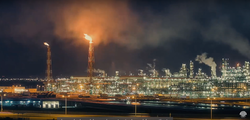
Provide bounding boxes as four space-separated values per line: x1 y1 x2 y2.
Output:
96 86 100 94
132 84 139 116
1 90 3 112
62 95 70 114
244 87 247 102
132 96 137 116
208 97 216 119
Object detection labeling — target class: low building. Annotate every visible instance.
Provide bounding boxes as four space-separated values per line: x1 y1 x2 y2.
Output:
28 89 37 93
0 85 34 93
42 101 59 108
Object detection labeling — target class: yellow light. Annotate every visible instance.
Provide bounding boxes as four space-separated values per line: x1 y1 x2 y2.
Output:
44 42 49 46
84 34 92 43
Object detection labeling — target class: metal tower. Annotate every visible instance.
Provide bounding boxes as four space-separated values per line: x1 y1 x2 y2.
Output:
44 42 52 91
190 61 194 78
84 34 94 94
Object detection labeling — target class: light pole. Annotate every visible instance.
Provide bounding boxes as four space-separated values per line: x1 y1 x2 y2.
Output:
132 84 139 116
132 96 137 116
1 90 3 112
244 87 247 102
208 97 215 119
97 86 100 94
80 85 83 92
62 95 70 114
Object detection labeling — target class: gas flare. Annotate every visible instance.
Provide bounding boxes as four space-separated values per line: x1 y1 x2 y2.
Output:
44 42 49 46
84 34 92 43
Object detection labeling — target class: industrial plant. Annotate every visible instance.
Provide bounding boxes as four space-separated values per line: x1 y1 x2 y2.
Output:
40 34 250 99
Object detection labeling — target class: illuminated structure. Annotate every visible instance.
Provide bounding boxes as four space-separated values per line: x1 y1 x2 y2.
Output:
0 85 37 93
53 58 250 98
222 58 229 78
84 34 95 95
44 42 53 91
189 61 194 78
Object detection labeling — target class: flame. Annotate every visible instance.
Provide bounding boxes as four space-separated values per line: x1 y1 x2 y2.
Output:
237 63 240 67
44 42 49 46
84 34 92 43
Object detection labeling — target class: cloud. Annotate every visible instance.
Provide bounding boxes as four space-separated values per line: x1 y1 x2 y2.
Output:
201 16 250 59
0 0 198 48
47 0 143 48
1 0 250 59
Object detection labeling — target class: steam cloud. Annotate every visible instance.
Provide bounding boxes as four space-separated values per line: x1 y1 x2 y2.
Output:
93 69 105 74
0 0 250 58
195 53 217 77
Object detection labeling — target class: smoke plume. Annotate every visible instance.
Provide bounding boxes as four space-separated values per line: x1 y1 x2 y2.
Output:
1 0 250 58
195 53 217 76
93 69 105 74
201 17 250 59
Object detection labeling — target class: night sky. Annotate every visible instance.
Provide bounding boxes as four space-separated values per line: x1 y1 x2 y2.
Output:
0 0 250 78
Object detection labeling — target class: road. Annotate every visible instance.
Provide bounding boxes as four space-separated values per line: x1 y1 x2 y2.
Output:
0 112 145 120
0 112 248 120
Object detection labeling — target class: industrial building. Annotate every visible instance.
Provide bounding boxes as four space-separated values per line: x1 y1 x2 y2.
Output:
42 35 250 98
50 58 250 98
0 85 37 93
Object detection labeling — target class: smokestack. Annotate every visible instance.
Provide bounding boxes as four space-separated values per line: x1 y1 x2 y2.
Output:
198 68 202 76
195 53 217 77
162 68 171 77
147 59 158 77
190 61 194 78
115 71 119 77
138 69 144 76
44 42 53 92
181 64 187 77
245 61 250 75
222 58 229 77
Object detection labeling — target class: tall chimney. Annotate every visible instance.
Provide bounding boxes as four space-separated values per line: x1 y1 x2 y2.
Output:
115 71 119 77
190 61 194 78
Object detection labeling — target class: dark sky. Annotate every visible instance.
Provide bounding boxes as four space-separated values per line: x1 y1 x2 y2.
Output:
0 0 250 78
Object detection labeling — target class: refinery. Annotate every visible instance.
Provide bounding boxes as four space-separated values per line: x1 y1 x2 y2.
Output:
48 57 249 98
0 33 249 120
23 34 248 99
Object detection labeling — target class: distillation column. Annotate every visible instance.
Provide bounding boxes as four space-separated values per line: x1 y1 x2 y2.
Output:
190 61 194 78
222 58 229 78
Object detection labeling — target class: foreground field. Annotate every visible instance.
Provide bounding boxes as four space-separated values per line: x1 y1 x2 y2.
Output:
0 112 248 120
